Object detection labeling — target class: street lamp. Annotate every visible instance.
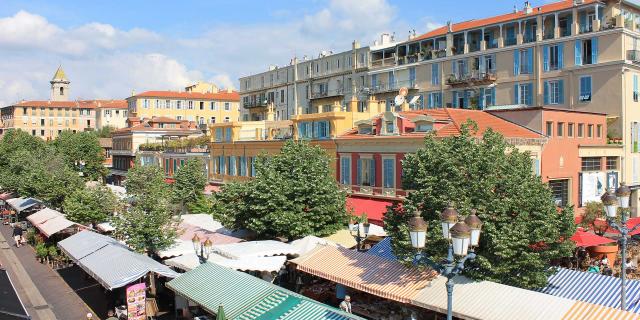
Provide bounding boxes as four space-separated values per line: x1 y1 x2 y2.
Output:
601 182 637 310
350 214 370 252
192 234 213 263
408 205 482 320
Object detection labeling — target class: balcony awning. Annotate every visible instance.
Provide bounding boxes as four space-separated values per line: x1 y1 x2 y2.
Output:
346 197 396 225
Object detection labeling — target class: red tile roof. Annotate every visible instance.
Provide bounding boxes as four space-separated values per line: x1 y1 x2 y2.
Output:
95 100 127 109
133 90 239 101
11 99 127 109
413 0 598 42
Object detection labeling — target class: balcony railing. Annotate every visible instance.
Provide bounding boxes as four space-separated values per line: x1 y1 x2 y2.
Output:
340 184 406 198
371 80 418 94
504 37 517 46
310 88 344 100
628 50 640 62
243 100 269 109
446 71 497 87
371 56 396 68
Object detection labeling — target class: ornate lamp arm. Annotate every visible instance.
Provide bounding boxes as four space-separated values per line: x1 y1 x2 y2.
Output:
413 253 446 274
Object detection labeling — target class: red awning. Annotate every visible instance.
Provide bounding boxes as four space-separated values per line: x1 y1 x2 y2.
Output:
0 192 14 201
346 197 396 225
204 185 220 195
570 230 616 247
164 178 175 184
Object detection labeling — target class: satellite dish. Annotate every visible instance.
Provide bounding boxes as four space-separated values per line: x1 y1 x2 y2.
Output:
394 95 405 106
408 95 420 105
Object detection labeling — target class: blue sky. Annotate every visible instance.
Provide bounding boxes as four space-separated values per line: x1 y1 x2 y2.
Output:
0 0 556 104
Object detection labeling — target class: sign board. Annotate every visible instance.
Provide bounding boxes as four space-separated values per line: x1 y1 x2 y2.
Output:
581 171 606 205
399 87 408 96
126 283 146 320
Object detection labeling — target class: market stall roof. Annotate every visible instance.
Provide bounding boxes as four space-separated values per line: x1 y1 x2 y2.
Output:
322 230 357 248
167 262 363 319
570 230 617 247
290 245 437 304
0 192 15 201
158 236 242 259
290 236 338 256
367 237 397 261
538 267 640 313
58 231 178 290
38 216 76 238
26 208 62 225
6 197 42 212
105 184 127 200
96 222 115 233
164 252 287 273
0 268 30 319
179 214 225 232
212 240 299 259
412 275 574 320
562 301 640 320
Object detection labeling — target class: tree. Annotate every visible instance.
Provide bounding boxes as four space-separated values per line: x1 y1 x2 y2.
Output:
113 161 175 254
63 185 119 226
171 158 207 214
53 130 107 180
384 121 575 289
214 140 349 241
95 125 116 138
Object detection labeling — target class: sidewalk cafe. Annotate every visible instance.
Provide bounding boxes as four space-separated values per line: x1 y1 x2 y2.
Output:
166 262 364 320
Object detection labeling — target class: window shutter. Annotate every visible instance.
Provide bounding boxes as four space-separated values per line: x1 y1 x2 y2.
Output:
527 48 534 73
464 90 470 109
427 93 432 109
544 81 550 105
558 80 565 104
313 122 319 139
297 123 305 139
452 61 457 75
479 88 485 109
514 84 519 104
592 37 598 64
543 46 549 72
357 159 362 185
527 83 533 105
575 40 583 66
491 88 496 106
579 14 587 32
479 57 486 74
558 44 564 69
513 50 520 75
452 91 458 107
634 75 638 94
369 159 376 187
462 60 468 74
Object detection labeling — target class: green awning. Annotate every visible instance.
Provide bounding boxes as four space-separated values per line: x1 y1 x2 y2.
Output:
167 263 364 320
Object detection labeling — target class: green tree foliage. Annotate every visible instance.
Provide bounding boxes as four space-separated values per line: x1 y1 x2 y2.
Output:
113 161 175 253
63 185 119 226
95 125 116 138
384 121 575 289
213 140 348 241
52 130 107 180
171 158 207 214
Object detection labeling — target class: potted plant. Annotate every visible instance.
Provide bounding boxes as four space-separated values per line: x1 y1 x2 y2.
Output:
35 243 48 263
48 246 59 268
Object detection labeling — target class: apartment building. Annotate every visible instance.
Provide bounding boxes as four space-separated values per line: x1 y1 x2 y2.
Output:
239 40 374 122
95 100 129 129
127 83 240 130
0 67 126 140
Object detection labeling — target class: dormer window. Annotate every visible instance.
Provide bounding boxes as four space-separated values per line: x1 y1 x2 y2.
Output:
412 115 436 132
355 120 372 135
381 111 398 135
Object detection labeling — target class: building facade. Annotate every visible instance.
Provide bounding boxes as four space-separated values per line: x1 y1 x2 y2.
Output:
95 100 129 129
127 83 240 129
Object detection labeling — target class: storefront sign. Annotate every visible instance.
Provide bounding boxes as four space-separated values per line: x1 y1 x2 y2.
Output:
581 171 606 205
126 283 146 320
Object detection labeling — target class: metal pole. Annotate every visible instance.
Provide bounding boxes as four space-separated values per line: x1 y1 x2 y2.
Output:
446 277 454 320
621 208 628 310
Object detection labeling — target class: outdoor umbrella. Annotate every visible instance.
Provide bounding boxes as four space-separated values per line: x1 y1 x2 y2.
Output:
216 305 226 320
570 230 616 247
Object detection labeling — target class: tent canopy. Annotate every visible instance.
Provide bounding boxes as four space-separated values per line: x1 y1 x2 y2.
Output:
167 262 363 319
289 236 338 256
570 230 616 247
0 268 30 319
58 231 178 290
26 208 62 225
27 208 78 238
212 240 298 259
164 253 287 273
7 198 42 212
322 230 357 248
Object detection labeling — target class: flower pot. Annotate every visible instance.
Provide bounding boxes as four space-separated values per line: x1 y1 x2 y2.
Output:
588 244 618 269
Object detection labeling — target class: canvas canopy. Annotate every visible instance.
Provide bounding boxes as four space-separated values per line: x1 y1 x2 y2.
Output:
212 240 299 259
164 253 287 273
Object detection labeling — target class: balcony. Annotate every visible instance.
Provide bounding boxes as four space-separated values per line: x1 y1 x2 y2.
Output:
504 37 517 46
446 71 497 88
310 88 344 100
371 80 418 94
340 184 406 199
243 99 269 109
371 56 396 69
628 50 640 63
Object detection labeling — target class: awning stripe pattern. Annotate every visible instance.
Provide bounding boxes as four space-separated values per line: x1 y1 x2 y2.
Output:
539 268 640 313
280 300 354 320
562 301 640 320
236 291 290 319
290 245 436 304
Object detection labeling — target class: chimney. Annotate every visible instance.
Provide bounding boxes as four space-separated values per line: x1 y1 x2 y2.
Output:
523 1 532 14
447 21 453 32
226 88 232 93
352 40 360 49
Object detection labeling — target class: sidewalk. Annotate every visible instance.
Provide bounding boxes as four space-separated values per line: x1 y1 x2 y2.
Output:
0 225 94 320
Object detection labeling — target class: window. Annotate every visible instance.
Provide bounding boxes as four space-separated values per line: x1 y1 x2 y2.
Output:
40 130 44 136
578 123 584 137
229 156 236 176
634 75 639 102
358 157 375 187
549 179 569 207
32 129 36 136
587 124 593 137
484 55 495 72
546 121 553 136
607 157 619 170
579 76 592 102
597 124 602 138
224 117 230 123
59 87 64 96
224 102 230 111
516 83 533 105
452 59 467 78
210 117 216 124
575 38 598 66
543 44 563 71
156 100 163 109
431 63 440 85
210 102 216 110
280 90 285 103
427 92 442 108
383 158 395 188
544 80 564 105
176 101 182 109
340 156 351 185
514 48 533 75
557 122 565 137
188 101 193 109
143 99 149 108
568 123 574 137
166 100 171 109
582 157 601 171
104 110 112 116
176 116 182 120
480 87 495 108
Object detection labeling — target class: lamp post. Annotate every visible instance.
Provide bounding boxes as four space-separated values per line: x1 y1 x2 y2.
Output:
408 204 482 320
350 216 370 252
601 182 636 310
192 234 213 263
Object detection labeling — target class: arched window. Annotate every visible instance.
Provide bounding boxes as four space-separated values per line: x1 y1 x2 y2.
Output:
59 87 64 96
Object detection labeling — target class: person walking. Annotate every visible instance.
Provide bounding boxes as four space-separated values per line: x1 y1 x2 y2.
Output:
12 224 23 248
339 295 352 313
105 310 118 320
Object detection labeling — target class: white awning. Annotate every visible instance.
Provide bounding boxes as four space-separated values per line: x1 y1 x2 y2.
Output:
165 253 287 273
290 236 338 256
38 216 76 238
27 208 63 225
212 240 299 259
96 222 115 232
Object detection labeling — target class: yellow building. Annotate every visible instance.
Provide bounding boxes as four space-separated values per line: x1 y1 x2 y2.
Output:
127 83 240 129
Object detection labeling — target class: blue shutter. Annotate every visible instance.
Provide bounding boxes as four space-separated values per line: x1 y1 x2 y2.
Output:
356 159 362 185
544 81 550 105
543 46 549 72
592 37 598 64
513 50 520 75
479 88 485 109
514 84 519 104
462 59 468 75
297 123 305 139
427 93 432 109
558 80 565 104
491 89 496 107
479 56 486 74
220 156 226 174
558 44 564 69
372 74 378 88
452 91 458 107
580 13 587 33
575 40 582 66
225 128 231 141
369 158 376 187
383 159 394 188
527 83 533 105
230 156 236 176
452 60 458 76
250 157 255 177
431 64 439 85
438 93 443 107
340 158 347 184
463 91 470 109
312 122 319 139
527 48 533 74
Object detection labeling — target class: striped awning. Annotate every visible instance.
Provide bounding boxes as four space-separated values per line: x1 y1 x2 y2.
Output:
562 301 640 320
290 245 436 304
539 268 640 313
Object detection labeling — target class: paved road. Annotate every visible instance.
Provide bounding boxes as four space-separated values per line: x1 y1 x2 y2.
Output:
0 225 94 320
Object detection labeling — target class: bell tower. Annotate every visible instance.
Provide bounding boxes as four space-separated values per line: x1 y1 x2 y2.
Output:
50 66 70 101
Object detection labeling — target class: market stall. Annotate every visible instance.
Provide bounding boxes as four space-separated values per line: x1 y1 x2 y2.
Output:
211 240 299 259
164 252 287 273
26 208 81 238
6 198 43 221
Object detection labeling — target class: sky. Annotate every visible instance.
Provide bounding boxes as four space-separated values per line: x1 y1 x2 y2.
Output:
0 0 557 106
